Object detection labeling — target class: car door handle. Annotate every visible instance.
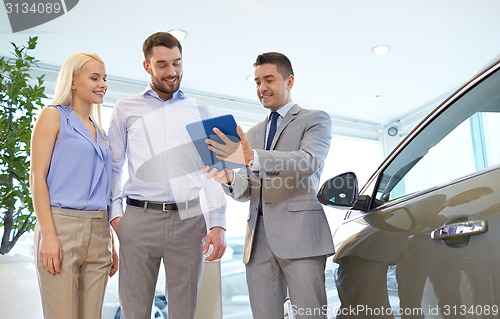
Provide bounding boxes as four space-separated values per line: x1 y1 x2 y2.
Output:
431 220 488 240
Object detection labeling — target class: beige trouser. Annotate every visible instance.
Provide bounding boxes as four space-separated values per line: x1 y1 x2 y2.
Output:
34 207 112 319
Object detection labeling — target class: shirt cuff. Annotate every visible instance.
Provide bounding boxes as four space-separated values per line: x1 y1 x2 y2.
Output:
206 210 226 230
109 199 124 222
249 149 261 171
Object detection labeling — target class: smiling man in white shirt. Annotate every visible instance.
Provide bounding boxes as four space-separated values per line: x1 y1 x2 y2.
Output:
108 31 227 319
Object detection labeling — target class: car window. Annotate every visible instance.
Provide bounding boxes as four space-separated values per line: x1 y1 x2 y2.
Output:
375 66 500 203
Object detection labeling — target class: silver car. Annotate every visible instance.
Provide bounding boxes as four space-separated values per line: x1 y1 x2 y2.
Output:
318 55 500 319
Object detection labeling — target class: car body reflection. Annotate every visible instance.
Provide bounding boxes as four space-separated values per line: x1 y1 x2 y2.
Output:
318 55 500 318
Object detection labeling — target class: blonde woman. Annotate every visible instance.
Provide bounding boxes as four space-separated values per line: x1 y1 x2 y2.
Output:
30 52 118 319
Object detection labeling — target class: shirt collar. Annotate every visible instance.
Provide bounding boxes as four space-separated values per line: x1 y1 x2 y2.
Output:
273 100 295 118
142 85 186 103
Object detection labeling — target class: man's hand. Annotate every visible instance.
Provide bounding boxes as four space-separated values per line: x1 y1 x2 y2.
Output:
202 166 235 184
202 226 226 262
205 126 253 165
110 216 121 232
110 234 119 277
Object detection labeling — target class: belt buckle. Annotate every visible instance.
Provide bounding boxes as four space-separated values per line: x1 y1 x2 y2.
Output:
162 203 169 212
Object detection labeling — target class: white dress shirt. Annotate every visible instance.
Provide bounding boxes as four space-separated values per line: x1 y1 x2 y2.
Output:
108 86 226 229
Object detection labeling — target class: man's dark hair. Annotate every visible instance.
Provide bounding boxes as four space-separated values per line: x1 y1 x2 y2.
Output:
143 32 182 60
254 52 294 79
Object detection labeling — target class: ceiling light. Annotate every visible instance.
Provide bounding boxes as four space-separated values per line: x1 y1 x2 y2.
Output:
387 126 398 136
372 45 391 56
168 29 187 41
370 92 384 100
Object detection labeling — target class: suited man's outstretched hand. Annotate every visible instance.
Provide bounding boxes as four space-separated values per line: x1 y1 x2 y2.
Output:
205 126 253 165
203 166 235 184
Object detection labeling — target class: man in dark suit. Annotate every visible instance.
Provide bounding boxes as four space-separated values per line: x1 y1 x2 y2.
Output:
205 52 334 319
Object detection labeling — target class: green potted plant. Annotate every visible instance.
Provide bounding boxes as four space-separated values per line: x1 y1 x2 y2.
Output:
0 36 46 255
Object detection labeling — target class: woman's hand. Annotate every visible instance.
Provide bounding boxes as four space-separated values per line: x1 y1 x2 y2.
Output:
39 232 63 275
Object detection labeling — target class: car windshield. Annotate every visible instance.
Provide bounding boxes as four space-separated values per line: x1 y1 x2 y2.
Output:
375 64 500 204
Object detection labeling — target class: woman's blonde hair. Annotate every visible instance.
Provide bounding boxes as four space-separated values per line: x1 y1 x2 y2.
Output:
52 52 107 141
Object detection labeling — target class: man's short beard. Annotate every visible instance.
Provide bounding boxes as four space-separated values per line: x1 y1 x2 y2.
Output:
152 80 180 95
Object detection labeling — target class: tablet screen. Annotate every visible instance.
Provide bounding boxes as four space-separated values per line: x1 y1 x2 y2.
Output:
185 114 245 170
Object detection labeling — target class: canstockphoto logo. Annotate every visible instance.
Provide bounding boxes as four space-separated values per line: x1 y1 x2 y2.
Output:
4 0 79 32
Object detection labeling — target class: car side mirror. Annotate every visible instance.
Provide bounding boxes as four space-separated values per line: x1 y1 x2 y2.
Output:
317 172 358 207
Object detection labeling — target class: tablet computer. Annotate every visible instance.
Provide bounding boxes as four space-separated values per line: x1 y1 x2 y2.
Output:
185 114 245 170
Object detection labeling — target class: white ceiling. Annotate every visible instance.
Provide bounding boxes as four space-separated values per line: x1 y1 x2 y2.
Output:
2 0 500 127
